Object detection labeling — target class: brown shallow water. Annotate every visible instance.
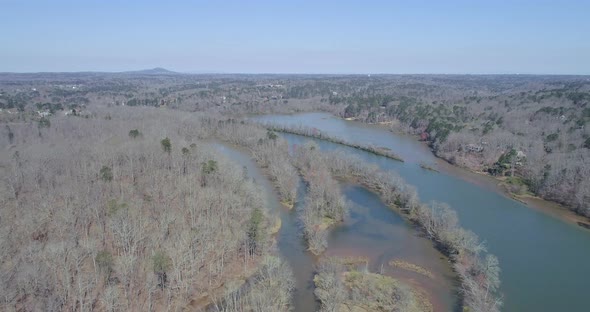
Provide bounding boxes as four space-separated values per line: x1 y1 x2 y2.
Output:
327 183 459 312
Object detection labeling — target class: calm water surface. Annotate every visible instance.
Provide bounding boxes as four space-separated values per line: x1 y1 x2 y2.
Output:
213 141 457 311
253 112 590 312
330 183 459 312
212 143 318 312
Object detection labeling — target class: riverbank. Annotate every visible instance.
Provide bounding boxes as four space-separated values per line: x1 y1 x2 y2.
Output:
339 115 590 230
250 112 590 312
431 154 590 230
263 108 590 229
293 141 499 311
216 141 453 311
328 181 458 312
261 123 405 162
211 141 318 311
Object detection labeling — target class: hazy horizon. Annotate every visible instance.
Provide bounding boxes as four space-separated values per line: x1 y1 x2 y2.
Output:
4 68 590 76
2 0 589 74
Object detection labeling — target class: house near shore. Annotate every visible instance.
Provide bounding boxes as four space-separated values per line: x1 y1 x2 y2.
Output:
65 107 83 116
515 150 527 166
37 110 51 117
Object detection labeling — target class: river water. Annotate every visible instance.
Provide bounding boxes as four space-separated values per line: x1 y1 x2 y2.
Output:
328 183 458 311
252 112 590 312
213 141 458 311
212 142 319 311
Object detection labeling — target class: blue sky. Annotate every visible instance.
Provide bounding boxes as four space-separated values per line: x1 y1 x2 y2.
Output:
1 0 589 74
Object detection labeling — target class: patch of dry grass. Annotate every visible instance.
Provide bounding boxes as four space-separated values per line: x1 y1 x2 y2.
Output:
389 259 434 279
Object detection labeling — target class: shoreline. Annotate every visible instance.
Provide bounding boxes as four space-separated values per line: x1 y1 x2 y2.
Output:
219 140 449 311
427 146 590 230
332 171 485 312
260 123 405 162
252 111 590 230
332 178 458 312
255 112 590 230
369 119 590 230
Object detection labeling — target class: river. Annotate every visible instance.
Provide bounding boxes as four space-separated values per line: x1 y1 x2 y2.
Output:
212 142 318 311
252 112 590 312
328 183 458 311
213 141 458 311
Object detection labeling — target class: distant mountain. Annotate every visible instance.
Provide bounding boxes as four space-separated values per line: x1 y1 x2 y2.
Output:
123 67 178 75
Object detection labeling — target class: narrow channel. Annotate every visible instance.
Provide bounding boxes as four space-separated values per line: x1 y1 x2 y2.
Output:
213 141 458 311
212 142 319 311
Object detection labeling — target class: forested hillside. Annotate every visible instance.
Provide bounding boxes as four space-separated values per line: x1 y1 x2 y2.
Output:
0 108 294 311
2 73 587 215
323 77 590 216
3 72 587 311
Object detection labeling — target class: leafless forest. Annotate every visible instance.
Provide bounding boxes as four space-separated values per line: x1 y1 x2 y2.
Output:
2 72 586 215
1 71 587 311
293 144 502 312
0 108 295 311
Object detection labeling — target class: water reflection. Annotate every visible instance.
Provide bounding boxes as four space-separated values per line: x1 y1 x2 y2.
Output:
253 112 590 312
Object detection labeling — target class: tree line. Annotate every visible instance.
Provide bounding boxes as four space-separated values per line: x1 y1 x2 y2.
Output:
0 107 294 311
296 146 503 312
